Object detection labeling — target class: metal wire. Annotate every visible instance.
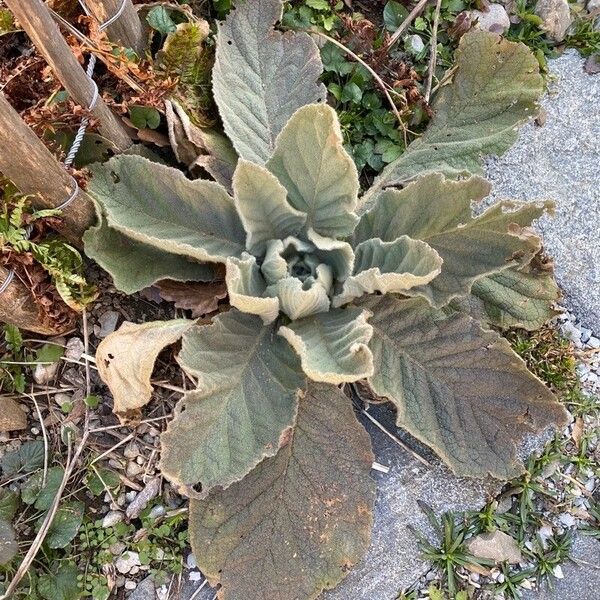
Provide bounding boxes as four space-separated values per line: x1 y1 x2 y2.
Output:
1 0 127 294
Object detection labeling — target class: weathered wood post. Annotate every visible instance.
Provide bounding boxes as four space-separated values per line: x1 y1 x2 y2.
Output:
4 0 132 151
0 267 68 334
0 93 96 244
82 0 144 54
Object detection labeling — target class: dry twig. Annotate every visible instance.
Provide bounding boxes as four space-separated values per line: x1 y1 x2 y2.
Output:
383 0 431 52
307 29 407 138
424 0 443 103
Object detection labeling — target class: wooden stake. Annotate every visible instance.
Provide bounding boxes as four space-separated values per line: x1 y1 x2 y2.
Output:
0 267 68 335
0 93 96 245
83 0 144 54
5 0 131 151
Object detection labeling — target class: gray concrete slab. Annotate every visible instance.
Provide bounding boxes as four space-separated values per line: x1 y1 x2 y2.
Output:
486 50 600 332
523 535 600 600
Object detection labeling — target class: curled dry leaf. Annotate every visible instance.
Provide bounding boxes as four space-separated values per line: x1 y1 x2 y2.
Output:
156 280 228 318
96 319 193 423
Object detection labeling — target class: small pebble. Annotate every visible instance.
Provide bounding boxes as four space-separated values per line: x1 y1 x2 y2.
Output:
186 553 198 570
124 581 137 591
102 510 123 528
115 551 141 574
148 504 166 520
65 337 85 361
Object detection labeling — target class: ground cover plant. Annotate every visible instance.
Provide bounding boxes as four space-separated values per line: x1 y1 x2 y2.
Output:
77 1 575 597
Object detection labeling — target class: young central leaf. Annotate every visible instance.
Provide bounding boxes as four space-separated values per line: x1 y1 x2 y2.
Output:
267 104 359 239
232 159 306 254
278 307 374 384
160 310 305 496
188 382 376 599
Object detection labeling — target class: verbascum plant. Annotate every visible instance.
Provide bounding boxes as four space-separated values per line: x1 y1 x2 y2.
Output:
84 1 568 597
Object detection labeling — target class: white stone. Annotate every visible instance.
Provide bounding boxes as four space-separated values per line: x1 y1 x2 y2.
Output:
471 4 511 34
124 581 137 591
535 0 573 41
553 564 565 579
115 551 141 574
65 337 84 361
186 552 198 570
405 34 425 54
558 513 577 527
33 361 59 385
102 510 123 528
588 0 600 10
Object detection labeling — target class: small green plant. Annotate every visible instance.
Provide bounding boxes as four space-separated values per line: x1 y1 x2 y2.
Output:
282 0 342 32
0 326 65 393
0 185 97 311
411 504 495 597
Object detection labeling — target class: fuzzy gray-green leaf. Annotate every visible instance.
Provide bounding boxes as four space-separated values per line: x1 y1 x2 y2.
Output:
233 159 306 254
84 212 216 294
189 382 375 599
278 307 374 383
360 30 544 211
333 236 443 307
450 255 560 330
161 310 305 496
267 104 359 239
225 254 280 323
213 0 325 164
355 174 549 307
362 294 569 479
88 155 246 263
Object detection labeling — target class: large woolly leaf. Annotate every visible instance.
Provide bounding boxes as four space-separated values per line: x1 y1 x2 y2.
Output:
450 254 560 330
189 382 375 598
88 155 245 263
267 104 359 239
333 236 443 307
213 0 325 164
355 174 548 307
161 311 304 496
225 254 279 323
97 319 193 422
279 307 374 383
360 30 543 211
232 159 306 254
83 212 215 294
362 294 569 479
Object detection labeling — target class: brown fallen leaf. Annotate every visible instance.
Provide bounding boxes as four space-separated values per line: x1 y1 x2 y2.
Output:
156 280 228 318
571 416 584 448
96 320 193 423
0 398 27 432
